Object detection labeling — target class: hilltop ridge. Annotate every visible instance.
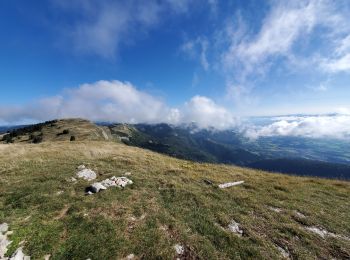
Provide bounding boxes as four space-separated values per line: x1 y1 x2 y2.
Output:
0 118 113 143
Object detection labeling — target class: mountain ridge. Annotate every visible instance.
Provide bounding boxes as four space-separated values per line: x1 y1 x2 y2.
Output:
2 118 350 180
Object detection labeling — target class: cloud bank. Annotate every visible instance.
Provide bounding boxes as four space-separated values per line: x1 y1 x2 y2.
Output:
0 80 237 130
244 115 350 140
1 80 350 140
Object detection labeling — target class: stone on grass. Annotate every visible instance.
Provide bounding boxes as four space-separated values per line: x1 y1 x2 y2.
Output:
0 223 11 259
85 182 107 194
174 244 184 255
295 211 306 218
85 176 133 194
269 207 282 213
77 165 86 170
276 245 290 259
0 224 31 260
124 172 132 176
100 178 117 188
304 226 350 241
111 176 133 188
126 253 135 259
76 168 97 181
218 181 244 189
10 247 30 260
0 223 8 233
228 220 243 236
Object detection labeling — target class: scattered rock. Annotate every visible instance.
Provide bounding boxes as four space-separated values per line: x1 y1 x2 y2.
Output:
203 179 213 185
0 223 11 259
9 246 30 260
76 168 97 181
85 182 107 194
276 245 290 259
44 254 51 260
305 226 350 241
85 176 133 194
218 181 244 189
77 165 86 170
0 223 8 233
305 226 331 238
126 253 135 259
124 172 132 176
0 224 30 260
70 177 77 182
100 178 117 188
295 211 306 218
56 190 64 195
111 176 133 188
269 207 282 213
174 244 184 255
227 220 243 236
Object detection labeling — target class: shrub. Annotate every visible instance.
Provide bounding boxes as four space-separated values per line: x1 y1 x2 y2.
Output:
32 136 43 144
62 129 69 134
2 134 13 143
70 136 76 141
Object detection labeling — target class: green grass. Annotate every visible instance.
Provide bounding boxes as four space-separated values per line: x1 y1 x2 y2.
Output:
0 141 349 259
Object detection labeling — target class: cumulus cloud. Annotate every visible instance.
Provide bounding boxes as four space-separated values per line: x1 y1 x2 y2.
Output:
244 115 350 140
179 96 237 129
0 80 237 129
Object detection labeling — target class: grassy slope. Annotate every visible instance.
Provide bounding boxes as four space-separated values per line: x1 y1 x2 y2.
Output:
0 141 349 259
1 118 113 143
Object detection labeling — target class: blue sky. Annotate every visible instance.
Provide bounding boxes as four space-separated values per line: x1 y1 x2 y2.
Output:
1 0 350 132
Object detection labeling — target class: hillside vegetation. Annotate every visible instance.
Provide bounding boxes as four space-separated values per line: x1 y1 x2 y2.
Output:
0 119 113 144
1 138 349 259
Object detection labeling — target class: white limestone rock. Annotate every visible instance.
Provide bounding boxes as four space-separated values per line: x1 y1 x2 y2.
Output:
77 165 86 170
218 181 244 189
0 223 8 233
228 220 243 236
89 182 107 193
174 244 184 255
76 168 97 181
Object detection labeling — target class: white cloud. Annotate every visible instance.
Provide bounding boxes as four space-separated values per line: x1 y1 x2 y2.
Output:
53 0 193 58
180 96 237 129
244 114 350 140
2 80 350 140
0 81 169 124
218 0 350 101
0 80 238 130
321 53 350 73
222 1 322 76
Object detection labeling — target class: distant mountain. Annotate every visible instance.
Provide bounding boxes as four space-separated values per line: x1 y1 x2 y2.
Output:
109 123 261 165
2 120 349 180
106 123 350 180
